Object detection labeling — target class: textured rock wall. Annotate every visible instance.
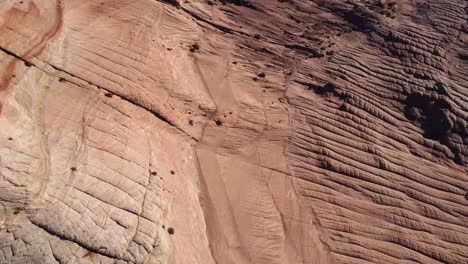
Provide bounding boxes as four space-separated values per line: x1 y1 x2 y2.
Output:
0 0 466 264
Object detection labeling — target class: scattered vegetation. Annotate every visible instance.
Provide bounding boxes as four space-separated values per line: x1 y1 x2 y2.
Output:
189 43 200 52
167 227 175 235
375 0 397 18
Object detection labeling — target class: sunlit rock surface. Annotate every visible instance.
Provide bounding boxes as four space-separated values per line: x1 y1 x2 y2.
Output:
0 1 466 263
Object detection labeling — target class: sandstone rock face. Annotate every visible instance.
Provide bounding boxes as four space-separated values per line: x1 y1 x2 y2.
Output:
0 0 466 263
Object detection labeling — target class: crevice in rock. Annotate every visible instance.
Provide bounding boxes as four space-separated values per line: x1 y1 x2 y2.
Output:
321 2 379 31
285 44 324 58
294 80 340 97
48 64 194 139
0 45 195 141
156 0 180 9
0 47 36 67
219 0 260 11
29 219 121 261
180 6 235 34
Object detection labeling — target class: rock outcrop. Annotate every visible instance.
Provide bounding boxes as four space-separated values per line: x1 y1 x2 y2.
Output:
0 0 466 263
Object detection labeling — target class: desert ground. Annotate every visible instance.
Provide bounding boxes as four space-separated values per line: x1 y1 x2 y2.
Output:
0 0 466 263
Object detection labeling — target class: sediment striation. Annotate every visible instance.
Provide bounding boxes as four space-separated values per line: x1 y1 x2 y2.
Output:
0 1 466 263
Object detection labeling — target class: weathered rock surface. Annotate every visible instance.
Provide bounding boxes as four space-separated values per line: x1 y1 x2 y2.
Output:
0 0 466 263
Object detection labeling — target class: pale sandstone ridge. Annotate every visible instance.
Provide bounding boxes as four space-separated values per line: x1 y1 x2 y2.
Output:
0 0 466 264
